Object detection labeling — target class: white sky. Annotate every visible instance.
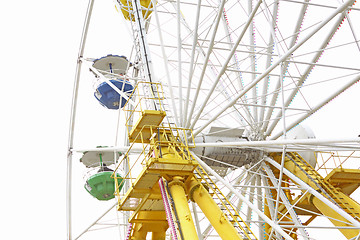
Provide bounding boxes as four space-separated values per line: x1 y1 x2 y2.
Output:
1 0 360 239
1 0 85 238
0 1 135 239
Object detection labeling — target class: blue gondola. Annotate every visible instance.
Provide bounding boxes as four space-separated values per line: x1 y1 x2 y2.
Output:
94 79 134 109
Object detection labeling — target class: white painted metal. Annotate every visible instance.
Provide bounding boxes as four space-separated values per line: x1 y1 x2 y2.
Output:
194 137 360 149
265 11 349 137
69 0 360 239
131 0 155 83
189 0 262 130
67 0 95 239
250 0 258 124
270 73 360 139
73 146 142 153
153 3 179 126
256 175 265 240
259 0 281 128
74 203 117 240
185 0 226 129
183 0 202 127
92 55 129 76
221 6 250 123
193 0 356 137
177 0 183 126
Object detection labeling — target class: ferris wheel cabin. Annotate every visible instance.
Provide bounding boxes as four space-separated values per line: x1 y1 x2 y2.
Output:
92 55 134 110
80 148 124 201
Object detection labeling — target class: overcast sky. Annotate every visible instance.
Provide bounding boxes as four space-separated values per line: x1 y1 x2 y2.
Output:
1 1 85 238
0 0 137 238
1 0 360 239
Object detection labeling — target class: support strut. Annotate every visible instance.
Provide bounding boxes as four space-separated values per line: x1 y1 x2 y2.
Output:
169 177 199 240
187 177 243 240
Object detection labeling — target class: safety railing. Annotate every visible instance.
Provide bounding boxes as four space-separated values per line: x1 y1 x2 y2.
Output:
113 123 196 198
122 81 166 137
316 151 360 177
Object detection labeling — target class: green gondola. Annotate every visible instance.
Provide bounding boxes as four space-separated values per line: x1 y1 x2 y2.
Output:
84 171 124 201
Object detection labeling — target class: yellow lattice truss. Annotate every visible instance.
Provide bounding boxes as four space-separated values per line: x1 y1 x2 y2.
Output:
267 152 360 239
113 82 255 240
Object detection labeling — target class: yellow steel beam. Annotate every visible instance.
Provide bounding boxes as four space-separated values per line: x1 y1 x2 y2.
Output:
187 177 243 240
131 222 147 240
311 196 359 239
270 152 360 239
131 219 168 224
129 193 151 223
128 110 166 143
119 94 249 239
169 176 199 240
130 211 168 240
325 168 360 195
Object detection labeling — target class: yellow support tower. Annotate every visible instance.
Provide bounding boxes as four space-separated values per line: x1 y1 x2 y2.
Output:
269 152 360 239
114 82 255 240
168 177 198 240
128 110 166 143
131 211 168 240
187 177 243 240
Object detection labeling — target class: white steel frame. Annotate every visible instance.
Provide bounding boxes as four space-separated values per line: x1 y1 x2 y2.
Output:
67 0 360 239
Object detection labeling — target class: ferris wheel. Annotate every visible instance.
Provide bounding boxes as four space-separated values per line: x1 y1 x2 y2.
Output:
67 0 360 239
